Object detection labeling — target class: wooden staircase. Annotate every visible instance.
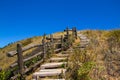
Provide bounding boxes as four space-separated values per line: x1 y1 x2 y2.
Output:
32 51 70 80
32 33 90 80
7 27 78 80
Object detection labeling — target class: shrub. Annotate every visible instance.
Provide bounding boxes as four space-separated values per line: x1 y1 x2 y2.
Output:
106 30 120 53
78 61 95 80
0 71 5 80
66 48 95 80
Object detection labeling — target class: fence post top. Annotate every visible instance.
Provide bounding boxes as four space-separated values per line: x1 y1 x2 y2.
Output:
0 67 2 72
17 43 22 47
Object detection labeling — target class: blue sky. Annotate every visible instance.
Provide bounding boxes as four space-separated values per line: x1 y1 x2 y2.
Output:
0 0 120 47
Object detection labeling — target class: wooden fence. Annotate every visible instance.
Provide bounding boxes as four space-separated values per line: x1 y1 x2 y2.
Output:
0 67 2 72
6 27 77 80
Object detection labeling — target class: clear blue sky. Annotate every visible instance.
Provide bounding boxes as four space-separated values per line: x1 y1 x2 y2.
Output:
0 0 120 47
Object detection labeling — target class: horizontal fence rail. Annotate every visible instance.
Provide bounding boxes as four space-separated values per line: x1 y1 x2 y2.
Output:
7 44 42 57
6 27 77 80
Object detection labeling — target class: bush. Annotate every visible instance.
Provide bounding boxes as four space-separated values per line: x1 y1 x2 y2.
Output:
108 30 120 42
0 70 12 80
106 30 120 53
78 61 95 80
66 48 95 80
0 71 5 80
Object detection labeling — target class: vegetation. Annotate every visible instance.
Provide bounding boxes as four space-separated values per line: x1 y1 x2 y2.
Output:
0 32 65 80
66 48 95 80
78 61 95 80
66 29 120 80
106 30 120 53
0 29 120 80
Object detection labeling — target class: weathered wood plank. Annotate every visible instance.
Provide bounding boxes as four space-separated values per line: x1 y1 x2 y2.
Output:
11 59 44 80
41 62 67 69
61 35 63 51
7 44 42 57
39 69 66 72
16 43 24 79
75 27 77 39
42 38 46 59
10 52 43 68
33 69 66 77
24 59 44 73
10 48 61 68
0 67 2 72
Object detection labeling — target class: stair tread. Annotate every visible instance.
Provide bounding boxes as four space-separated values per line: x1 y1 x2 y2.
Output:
41 62 67 69
39 69 66 72
33 69 66 77
50 58 67 61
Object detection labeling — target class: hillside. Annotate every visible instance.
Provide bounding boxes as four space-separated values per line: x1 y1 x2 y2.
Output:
0 32 65 70
66 30 120 80
0 29 120 80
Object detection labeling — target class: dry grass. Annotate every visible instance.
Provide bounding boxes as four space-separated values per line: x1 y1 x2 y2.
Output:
1 30 120 80
0 32 64 70
81 30 120 80
0 31 65 80
66 30 120 80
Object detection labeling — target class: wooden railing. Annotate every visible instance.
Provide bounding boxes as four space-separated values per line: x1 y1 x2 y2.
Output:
0 67 2 72
6 27 77 80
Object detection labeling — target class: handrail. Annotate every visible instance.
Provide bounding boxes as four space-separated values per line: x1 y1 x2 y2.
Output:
6 27 77 80
7 44 42 57
10 48 61 68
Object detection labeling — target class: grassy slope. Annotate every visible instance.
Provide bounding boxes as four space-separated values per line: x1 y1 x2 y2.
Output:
81 30 120 80
0 32 65 70
66 30 120 80
1 30 120 80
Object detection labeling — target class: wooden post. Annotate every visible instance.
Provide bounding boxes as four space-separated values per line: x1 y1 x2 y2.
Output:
50 34 54 44
17 43 24 79
74 27 77 39
50 34 53 47
72 27 75 38
61 35 63 51
42 38 46 60
50 34 55 53
66 27 69 39
0 67 2 72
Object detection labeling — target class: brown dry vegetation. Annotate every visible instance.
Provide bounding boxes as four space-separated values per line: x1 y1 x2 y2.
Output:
0 32 65 70
66 30 120 80
0 30 120 80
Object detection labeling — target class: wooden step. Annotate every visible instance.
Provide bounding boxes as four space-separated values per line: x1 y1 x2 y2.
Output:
33 69 66 77
50 58 67 62
41 62 67 69
39 69 66 72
